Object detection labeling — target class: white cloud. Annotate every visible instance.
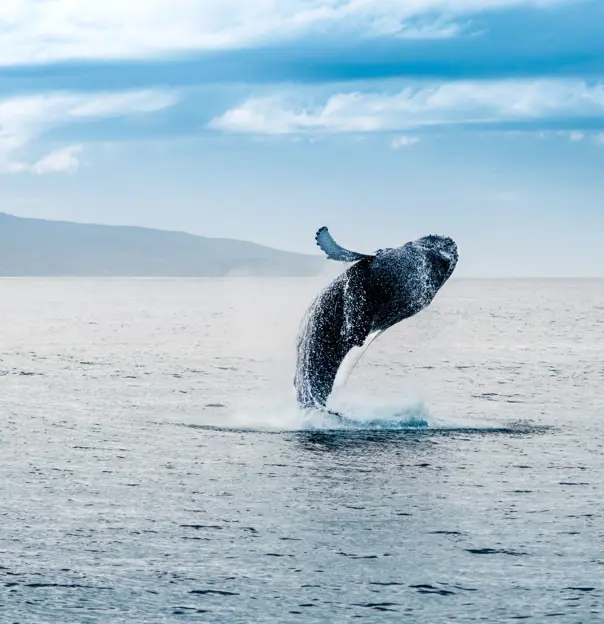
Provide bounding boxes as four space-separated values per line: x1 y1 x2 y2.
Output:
536 130 587 141
530 129 589 141
10 144 83 174
0 0 575 65
31 145 83 174
391 135 420 149
595 133 604 144
0 89 178 173
208 79 604 135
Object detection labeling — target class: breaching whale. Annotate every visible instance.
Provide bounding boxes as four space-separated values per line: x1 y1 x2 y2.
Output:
294 227 458 410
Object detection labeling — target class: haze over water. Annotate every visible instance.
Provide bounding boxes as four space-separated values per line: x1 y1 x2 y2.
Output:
1 277 603 622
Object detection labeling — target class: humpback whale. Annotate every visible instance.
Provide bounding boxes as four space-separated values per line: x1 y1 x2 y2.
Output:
294 227 458 410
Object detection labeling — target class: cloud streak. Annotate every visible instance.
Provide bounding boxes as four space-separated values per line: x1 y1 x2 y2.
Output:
391 135 420 149
0 0 578 65
208 79 604 135
0 89 178 173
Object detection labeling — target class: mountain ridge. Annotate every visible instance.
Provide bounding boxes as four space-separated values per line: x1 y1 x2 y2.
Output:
0 212 325 277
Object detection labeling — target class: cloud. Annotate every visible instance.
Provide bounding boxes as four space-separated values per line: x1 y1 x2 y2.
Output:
0 0 577 65
0 89 178 173
391 135 420 149
30 145 83 174
595 133 604 144
536 130 587 141
208 79 604 135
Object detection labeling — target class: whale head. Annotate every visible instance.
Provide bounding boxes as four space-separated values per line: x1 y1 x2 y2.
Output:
367 234 458 332
413 234 458 281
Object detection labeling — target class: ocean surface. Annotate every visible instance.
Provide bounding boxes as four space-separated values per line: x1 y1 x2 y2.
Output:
1 277 603 623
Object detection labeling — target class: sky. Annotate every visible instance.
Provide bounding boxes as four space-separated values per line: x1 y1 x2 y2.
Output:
1 0 603 277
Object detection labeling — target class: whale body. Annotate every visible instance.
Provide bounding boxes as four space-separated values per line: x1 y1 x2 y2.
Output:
294 227 458 409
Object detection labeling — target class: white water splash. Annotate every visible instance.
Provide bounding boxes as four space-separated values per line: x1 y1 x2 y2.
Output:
188 394 430 431
187 390 508 432
186 392 506 432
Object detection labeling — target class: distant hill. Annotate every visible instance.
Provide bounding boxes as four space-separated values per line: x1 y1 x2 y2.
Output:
0 213 325 277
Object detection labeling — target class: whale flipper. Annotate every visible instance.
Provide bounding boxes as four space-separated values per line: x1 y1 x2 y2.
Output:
315 226 372 263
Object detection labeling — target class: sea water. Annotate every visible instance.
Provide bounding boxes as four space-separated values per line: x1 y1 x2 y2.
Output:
1 277 603 622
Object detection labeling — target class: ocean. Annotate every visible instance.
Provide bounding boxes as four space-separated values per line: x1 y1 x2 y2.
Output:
1 277 603 622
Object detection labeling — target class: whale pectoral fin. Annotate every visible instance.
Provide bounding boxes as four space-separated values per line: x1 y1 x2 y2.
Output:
315 226 372 263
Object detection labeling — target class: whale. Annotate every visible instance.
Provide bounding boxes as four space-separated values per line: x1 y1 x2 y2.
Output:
294 226 458 410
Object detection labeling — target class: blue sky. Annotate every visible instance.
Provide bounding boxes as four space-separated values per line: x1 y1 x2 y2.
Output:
1 0 603 276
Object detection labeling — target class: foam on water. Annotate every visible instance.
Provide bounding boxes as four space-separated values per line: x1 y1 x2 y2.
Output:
192 393 506 432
